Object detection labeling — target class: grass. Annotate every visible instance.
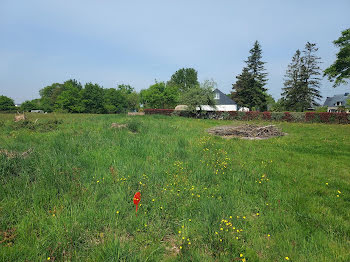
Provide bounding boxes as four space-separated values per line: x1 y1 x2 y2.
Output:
0 113 350 261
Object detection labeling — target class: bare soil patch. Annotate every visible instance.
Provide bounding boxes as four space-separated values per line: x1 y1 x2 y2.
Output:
207 124 286 140
0 148 33 159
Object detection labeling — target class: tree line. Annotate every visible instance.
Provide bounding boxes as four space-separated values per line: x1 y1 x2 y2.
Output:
1 28 349 113
231 28 349 112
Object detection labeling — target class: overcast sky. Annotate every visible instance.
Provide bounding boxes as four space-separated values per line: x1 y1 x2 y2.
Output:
1 0 349 104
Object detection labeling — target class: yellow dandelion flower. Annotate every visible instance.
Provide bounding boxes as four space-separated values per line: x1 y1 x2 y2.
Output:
178 230 181 234
220 228 223 231
219 239 222 242
180 246 182 249
243 216 246 219
116 211 119 214
189 219 191 222
285 257 290 260
240 254 243 257
47 258 51 261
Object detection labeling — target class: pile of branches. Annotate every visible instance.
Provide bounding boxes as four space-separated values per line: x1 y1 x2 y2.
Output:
207 124 285 139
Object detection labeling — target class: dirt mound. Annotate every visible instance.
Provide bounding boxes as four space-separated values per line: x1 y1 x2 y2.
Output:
207 124 285 140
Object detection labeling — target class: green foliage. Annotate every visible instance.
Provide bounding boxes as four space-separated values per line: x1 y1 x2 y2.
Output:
9 119 63 132
55 80 85 113
315 106 328 112
126 118 142 133
232 68 266 110
324 28 350 87
232 41 268 111
282 43 322 111
140 81 179 109
180 80 216 113
104 85 139 113
167 68 199 92
20 100 40 112
0 95 15 111
82 83 106 113
37 79 139 114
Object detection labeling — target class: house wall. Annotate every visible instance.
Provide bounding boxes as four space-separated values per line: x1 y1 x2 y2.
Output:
197 105 237 111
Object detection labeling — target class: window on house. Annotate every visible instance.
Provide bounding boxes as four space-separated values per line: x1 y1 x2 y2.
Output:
215 93 220 99
336 101 342 106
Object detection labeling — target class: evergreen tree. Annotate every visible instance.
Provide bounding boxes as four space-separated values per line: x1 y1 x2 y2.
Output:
282 43 322 111
245 40 268 86
281 50 305 111
232 41 269 111
302 42 322 107
232 67 266 110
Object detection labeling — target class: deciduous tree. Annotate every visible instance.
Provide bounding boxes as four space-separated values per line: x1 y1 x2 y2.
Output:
324 28 350 87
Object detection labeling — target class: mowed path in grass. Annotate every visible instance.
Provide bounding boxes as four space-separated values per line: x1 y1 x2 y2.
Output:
0 114 349 261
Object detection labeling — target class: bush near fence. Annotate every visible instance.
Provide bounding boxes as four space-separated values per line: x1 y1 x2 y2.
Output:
144 109 350 124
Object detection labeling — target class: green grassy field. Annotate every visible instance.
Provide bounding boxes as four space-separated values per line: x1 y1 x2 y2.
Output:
1 113 350 261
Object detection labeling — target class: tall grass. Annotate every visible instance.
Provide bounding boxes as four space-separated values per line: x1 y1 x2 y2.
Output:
0 113 349 261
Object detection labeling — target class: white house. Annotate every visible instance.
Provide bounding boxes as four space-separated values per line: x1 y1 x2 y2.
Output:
323 93 349 112
175 89 249 112
200 88 249 112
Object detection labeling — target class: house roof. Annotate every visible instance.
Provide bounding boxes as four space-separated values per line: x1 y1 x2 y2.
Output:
214 89 236 105
323 93 349 107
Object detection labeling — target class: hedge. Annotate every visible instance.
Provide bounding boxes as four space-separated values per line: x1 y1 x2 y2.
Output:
143 109 350 124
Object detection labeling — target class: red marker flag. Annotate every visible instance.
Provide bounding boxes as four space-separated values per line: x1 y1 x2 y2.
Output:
133 192 141 216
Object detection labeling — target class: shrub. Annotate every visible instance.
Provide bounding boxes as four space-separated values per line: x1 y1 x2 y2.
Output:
10 119 63 132
262 111 271 120
290 112 305 122
282 112 293 122
126 118 142 133
144 109 174 115
335 112 349 124
243 111 261 120
270 112 285 121
319 112 333 123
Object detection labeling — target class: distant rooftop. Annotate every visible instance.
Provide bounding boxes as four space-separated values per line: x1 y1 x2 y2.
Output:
323 93 349 107
214 89 236 105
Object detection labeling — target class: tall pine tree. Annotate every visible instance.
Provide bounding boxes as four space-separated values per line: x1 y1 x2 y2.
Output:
232 41 269 111
282 42 322 111
281 50 305 111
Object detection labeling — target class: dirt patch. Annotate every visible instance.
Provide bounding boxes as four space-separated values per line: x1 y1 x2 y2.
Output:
0 148 33 159
207 124 285 140
162 235 180 257
14 113 26 122
111 123 127 129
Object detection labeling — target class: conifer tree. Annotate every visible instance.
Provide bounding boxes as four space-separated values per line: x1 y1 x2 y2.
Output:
282 42 322 111
282 50 304 111
232 41 269 111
